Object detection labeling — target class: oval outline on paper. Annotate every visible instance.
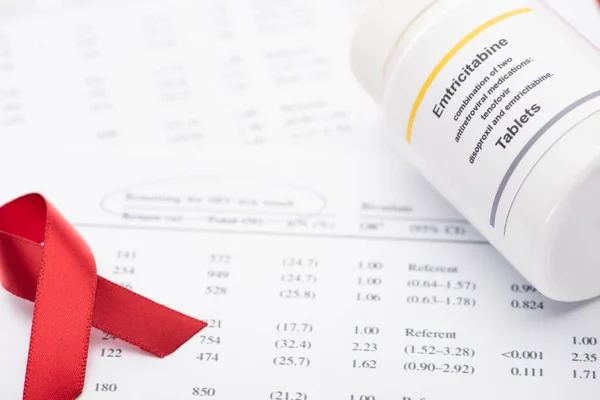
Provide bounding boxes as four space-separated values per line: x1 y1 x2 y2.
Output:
99 174 328 222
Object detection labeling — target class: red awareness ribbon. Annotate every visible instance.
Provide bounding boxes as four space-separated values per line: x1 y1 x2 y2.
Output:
0 193 207 400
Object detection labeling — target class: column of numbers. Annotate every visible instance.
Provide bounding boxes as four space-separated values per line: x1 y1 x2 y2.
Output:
273 322 314 369
197 254 232 365
93 249 136 394
356 261 383 303
0 36 24 128
99 249 137 361
572 336 598 380
114 249 136 290
205 254 231 298
279 258 318 301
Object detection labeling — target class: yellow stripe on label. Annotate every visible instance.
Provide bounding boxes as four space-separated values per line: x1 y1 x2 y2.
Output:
405 8 532 143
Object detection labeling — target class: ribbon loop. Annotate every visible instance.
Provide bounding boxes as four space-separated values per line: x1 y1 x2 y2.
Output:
0 194 206 400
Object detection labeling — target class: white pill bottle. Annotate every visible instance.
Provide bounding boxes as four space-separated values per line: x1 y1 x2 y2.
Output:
351 0 600 302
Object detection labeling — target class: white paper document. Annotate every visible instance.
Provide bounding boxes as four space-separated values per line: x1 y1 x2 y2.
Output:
1 0 600 399
2 148 600 399
0 0 375 152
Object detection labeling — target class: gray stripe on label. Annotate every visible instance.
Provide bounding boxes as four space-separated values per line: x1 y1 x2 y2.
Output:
489 90 600 228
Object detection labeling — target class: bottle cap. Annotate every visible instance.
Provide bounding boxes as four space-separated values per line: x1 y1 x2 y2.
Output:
504 110 600 302
351 0 440 102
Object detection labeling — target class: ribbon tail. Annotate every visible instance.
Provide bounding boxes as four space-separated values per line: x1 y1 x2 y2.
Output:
23 207 98 400
92 278 207 357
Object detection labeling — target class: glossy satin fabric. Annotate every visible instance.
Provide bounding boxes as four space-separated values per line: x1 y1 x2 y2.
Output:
0 193 206 400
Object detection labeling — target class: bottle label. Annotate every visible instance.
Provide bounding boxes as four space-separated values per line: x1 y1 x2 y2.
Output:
388 0 600 238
